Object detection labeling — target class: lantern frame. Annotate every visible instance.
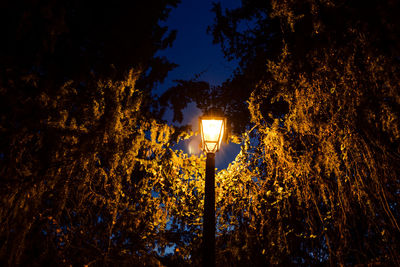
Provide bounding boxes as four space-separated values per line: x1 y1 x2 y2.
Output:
199 116 226 154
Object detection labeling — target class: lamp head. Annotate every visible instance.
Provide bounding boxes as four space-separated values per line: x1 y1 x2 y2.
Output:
199 116 226 154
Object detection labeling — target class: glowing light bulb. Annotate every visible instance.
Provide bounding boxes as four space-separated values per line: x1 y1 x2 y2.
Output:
200 118 225 153
202 120 223 141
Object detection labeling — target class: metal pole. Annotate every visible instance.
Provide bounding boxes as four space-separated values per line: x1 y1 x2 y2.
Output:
203 153 215 267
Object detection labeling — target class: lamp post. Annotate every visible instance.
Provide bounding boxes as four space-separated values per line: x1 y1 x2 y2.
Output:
199 116 226 267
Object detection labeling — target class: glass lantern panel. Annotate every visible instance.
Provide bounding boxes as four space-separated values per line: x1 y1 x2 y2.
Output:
201 119 223 143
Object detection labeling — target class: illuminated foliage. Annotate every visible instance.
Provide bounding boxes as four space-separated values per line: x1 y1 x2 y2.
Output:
209 0 400 265
1 0 399 266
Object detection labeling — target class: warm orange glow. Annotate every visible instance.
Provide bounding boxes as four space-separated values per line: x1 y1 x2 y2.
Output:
202 120 223 142
200 117 225 153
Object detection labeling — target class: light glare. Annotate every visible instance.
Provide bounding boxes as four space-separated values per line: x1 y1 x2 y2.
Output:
200 118 225 153
202 120 223 142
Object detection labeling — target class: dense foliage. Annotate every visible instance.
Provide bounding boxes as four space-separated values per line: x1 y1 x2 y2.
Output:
0 71 202 265
207 0 400 265
0 0 399 266
0 0 200 265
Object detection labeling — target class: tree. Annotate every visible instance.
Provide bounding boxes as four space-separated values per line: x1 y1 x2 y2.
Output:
207 0 400 265
0 1 209 265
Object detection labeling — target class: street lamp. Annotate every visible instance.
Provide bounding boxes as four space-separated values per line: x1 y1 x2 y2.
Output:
199 115 226 267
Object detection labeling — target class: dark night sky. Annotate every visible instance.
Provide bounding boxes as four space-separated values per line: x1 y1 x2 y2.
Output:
156 0 240 94
156 0 242 169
